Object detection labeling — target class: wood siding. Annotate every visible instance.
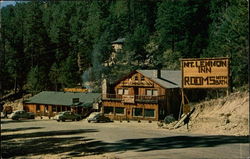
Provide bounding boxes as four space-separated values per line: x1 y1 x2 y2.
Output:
23 103 88 117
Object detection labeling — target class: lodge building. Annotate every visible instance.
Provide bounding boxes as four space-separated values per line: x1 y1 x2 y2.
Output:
102 70 182 121
23 91 101 117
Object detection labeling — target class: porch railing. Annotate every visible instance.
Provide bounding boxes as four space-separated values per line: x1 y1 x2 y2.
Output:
102 94 165 103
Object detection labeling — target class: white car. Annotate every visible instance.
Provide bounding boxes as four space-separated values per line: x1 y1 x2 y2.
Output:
9 110 35 120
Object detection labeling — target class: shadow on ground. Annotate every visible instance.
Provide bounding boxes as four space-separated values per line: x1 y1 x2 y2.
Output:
107 135 249 152
1 127 44 133
2 127 249 158
2 129 99 158
1 119 39 124
2 129 98 141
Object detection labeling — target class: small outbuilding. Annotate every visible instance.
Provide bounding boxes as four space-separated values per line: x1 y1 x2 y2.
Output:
23 91 101 117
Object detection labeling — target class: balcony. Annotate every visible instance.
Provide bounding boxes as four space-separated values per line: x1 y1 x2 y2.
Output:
102 94 166 104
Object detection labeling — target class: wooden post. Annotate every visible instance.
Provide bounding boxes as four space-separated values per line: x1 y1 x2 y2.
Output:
178 88 185 120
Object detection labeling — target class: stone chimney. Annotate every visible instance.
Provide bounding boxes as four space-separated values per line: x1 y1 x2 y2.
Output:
153 69 161 78
102 78 108 98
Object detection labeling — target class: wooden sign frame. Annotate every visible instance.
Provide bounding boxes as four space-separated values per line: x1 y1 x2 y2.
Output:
181 57 230 89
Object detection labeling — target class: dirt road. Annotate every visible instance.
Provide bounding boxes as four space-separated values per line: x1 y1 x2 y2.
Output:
1 119 249 159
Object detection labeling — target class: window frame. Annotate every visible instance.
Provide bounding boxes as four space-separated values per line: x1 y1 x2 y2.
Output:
118 88 123 95
36 105 40 111
117 88 129 95
52 106 57 112
104 107 114 114
146 89 158 96
144 109 155 118
133 108 143 117
134 75 138 81
115 107 125 115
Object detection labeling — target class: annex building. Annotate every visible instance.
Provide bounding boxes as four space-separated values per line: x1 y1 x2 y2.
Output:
23 91 100 117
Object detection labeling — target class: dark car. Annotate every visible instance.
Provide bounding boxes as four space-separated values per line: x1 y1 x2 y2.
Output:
9 110 35 120
54 111 82 122
86 112 112 123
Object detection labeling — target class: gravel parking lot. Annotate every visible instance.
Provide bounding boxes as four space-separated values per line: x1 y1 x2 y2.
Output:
1 119 249 159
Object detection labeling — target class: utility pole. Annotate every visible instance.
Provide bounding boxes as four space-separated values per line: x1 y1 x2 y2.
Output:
0 18 5 99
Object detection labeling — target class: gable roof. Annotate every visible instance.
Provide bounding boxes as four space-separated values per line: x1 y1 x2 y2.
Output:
24 91 101 107
137 70 181 89
111 38 126 44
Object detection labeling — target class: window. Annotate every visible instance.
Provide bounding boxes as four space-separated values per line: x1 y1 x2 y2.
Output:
134 76 138 81
118 88 128 95
36 105 40 111
153 90 158 96
104 107 113 114
124 89 129 95
144 109 155 117
146 89 152 96
57 106 61 112
133 108 143 117
118 89 123 95
141 76 145 81
115 107 124 114
146 89 158 96
62 106 66 111
45 105 48 112
52 106 57 112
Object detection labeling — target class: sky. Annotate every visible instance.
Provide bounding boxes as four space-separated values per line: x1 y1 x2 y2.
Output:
0 1 18 8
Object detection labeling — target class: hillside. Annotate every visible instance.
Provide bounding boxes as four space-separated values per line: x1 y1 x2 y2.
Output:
1 0 248 94
167 91 249 136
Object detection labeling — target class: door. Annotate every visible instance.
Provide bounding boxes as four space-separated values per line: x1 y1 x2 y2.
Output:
125 107 131 120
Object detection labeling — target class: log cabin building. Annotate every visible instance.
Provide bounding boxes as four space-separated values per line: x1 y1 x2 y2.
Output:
102 70 182 121
23 91 101 117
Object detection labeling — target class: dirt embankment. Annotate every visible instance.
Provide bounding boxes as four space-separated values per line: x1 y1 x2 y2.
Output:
167 91 249 136
2 94 32 112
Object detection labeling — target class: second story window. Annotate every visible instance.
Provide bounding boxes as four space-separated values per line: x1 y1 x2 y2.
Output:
146 89 158 96
118 88 123 95
124 89 129 95
134 75 138 81
141 76 145 81
118 88 129 95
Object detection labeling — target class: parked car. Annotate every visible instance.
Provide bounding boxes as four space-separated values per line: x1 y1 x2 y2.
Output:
86 112 112 123
54 111 82 122
9 110 35 120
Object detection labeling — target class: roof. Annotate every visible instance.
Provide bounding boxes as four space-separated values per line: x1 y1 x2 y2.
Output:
24 91 101 107
137 70 181 88
111 38 126 44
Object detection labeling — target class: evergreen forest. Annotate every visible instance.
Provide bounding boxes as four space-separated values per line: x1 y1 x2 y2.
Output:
0 0 248 94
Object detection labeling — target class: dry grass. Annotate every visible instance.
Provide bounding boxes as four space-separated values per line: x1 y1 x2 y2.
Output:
167 91 249 136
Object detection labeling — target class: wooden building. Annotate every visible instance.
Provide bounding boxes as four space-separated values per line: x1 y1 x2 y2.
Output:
104 38 125 66
102 70 182 121
23 91 101 117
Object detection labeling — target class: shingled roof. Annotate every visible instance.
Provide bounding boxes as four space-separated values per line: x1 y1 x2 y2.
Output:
111 38 126 44
137 70 181 88
24 91 101 107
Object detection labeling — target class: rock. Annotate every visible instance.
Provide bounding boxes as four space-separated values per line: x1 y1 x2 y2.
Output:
164 114 176 124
